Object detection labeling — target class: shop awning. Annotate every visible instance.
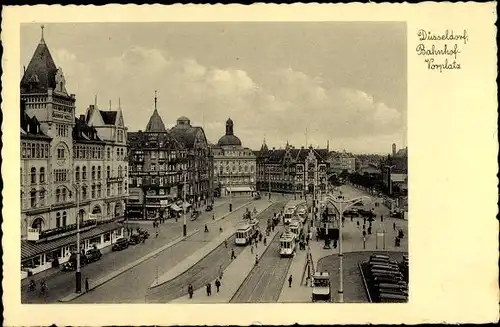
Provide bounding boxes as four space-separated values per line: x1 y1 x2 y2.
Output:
171 204 182 211
21 222 122 261
182 202 191 209
226 186 253 193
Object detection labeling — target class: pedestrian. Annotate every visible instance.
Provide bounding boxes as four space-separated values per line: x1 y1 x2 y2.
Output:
288 275 293 287
208 283 212 296
188 284 194 299
205 224 209 233
156 231 159 238
219 226 223 233
381 215 384 222
356 220 360 227
206 283 210 296
224 239 228 248
363 230 367 237
263 237 267 246
212 214 215 220
393 222 396 231
363 217 366 224
231 249 236 260
85 277 89 293
215 278 221 293
255 254 259 265
219 265 224 280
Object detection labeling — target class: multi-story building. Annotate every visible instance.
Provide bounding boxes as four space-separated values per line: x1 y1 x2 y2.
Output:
211 118 256 197
382 143 408 197
20 28 124 278
326 150 356 174
256 141 328 196
127 98 213 220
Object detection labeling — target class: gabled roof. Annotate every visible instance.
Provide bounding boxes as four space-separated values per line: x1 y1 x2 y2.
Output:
73 116 104 143
145 109 167 133
99 110 117 125
20 101 51 141
127 131 185 151
20 37 58 94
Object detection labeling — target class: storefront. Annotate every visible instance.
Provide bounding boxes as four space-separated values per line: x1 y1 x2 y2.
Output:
21 222 124 279
225 186 254 197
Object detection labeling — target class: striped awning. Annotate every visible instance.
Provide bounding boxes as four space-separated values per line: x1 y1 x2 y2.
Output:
21 222 122 261
171 204 182 211
226 186 253 192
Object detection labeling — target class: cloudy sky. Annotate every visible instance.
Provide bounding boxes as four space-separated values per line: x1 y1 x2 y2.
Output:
21 22 406 154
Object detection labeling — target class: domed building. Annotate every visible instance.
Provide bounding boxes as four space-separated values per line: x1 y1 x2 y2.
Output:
211 118 256 198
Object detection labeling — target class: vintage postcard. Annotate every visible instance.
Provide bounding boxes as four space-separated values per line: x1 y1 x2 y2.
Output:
2 3 498 326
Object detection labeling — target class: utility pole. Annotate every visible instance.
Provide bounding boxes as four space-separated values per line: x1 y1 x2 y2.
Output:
74 183 82 293
183 170 187 237
229 168 232 212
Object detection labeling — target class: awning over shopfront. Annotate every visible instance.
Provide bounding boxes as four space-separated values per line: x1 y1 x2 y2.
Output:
225 186 254 193
21 222 122 261
182 202 192 209
171 204 182 211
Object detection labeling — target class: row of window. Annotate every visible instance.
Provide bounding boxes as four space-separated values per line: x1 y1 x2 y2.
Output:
56 124 69 137
23 165 128 186
22 182 128 209
21 142 49 159
132 175 185 187
75 165 127 181
23 167 46 185
54 169 68 182
216 165 255 174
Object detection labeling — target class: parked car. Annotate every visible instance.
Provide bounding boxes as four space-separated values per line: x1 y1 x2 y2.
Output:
205 205 213 212
86 248 102 262
128 233 144 245
254 194 261 200
390 210 404 218
112 237 129 251
137 228 150 239
62 252 87 271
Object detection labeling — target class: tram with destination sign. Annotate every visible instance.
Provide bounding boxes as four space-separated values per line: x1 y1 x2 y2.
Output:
280 228 297 257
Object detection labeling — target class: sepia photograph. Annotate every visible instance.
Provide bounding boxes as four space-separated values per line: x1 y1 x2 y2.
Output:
2 3 497 326
19 22 408 304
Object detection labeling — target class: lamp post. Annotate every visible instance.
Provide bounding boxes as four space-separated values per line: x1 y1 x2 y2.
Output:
327 193 370 303
72 182 82 293
183 170 187 237
268 166 271 201
229 168 233 212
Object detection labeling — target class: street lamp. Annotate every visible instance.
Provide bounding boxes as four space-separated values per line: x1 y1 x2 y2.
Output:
327 193 370 303
183 170 187 237
72 182 82 293
229 168 233 212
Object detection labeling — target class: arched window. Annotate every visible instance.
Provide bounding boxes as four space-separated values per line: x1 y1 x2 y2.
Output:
56 188 61 202
56 212 61 228
91 184 96 199
82 166 87 180
30 189 37 207
31 167 37 184
39 167 45 183
32 217 44 232
62 211 67 226
97 184 102 198
75 166 80 181
107 166 111 179
92 166 96 180
62 188 67 201
97 166 102 179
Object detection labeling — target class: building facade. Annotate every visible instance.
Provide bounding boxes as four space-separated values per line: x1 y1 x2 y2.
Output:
211 118 256 197
382 144 408 197
256 142 328 196
127 98 213 220
326 150 356 174
20 30 125 278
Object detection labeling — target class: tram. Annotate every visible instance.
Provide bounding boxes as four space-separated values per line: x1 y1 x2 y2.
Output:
235 223 253 245
312 272 331 302
279 229 297 257
289 218 302 238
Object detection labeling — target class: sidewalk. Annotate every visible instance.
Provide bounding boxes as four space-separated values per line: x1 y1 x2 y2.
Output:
60 199 258 302
277 247 311 303
171 228 280 303
149 200 274 289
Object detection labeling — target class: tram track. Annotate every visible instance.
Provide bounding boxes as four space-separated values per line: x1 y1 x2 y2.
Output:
230 226 293 303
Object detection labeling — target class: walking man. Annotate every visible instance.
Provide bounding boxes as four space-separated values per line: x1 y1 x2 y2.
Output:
231 248 236 260
393 222 396 231
251 244 254 254
188 284 194 299
255 254 259 266
288 275 293 287
215 278 221 293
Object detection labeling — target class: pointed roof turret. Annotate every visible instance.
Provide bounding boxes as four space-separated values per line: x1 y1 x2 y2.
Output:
20 25 59 94
145 90 166 132
260 138 269 152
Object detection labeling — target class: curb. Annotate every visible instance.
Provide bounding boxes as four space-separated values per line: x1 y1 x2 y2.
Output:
59 228 200 302
149 201 274 290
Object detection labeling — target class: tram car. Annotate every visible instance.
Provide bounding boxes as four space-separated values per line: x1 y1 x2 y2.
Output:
312 272 331 302
297 205 308 223
279 229 297 257
289 218 302 237
235 223 253 245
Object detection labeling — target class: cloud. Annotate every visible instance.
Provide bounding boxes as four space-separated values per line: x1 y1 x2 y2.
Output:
51 46 404 153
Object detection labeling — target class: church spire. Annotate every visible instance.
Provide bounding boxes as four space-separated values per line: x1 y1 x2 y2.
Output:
118 97 122 110
154 90 158 111
40 25 45 44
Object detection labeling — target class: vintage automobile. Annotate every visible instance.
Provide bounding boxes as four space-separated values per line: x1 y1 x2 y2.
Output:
253 193 261 200
190 210 201 220
205 205 213 212
62 252 87 271
85 248 102 262
128 233 144 245
112 237 129 251
137 228 150 239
